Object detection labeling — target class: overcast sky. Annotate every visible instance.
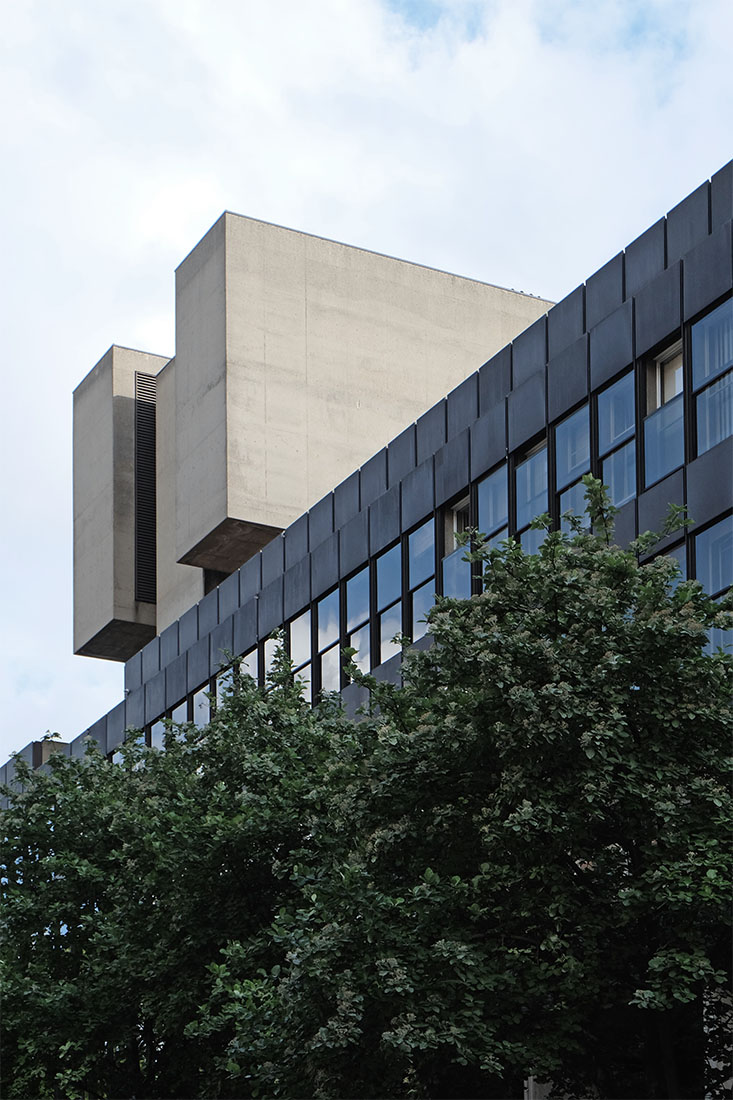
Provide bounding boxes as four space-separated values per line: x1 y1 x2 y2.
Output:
1 0 731 763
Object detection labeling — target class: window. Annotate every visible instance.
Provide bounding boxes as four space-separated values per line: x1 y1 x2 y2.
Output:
695 515 733 598
376 543 402 663
597 372 636 508
192 686 209 728
289 608 312 700
345 566 370 673
692 298 733 455
241 648 258 682
442 494 471 598
150 720 165 749
515 442 547 551
555 406 590 530
171 699 187 725
316 589 341 693
664 543 687 590
644 340 684 486
476 464 508 545
408 519 435 639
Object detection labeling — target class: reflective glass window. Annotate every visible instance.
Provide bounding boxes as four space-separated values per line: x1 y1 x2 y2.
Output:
691 297 733 390
603 440 636 507
264 637 278 677
697 370 733 454
296 664 312 701
706 624 733 655
559 480 588 532
377 543 402 611
411 579 435 640
317 589 340 651
408 520 434 588
520 526 545 555
241 649 258 682
477 466 508 536
555 406 590 491
379 602 402 661
193 688 209 729
516 446 547 531
290 609 311 667
644 393 684 486
598 372 635 456
444 495 470 555
215 668 234 708
695 516 733 597
171 700 187 725
349 623 370 673
346 566 370 632
320 645 341 693
442 545 471 599
150 720 166 750
665 543 687 589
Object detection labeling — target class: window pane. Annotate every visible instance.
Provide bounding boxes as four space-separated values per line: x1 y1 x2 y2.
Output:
603 440 636 507
193 688 209 729
320 645 341 693
442 545 472 599
706 625 733 655
241 649 258 682
408 519 434 589
411 579 435 640
215 668 234 707
477 466 508 536
695 516 733 597
644 393 684 486
692 297 733 391
444 495 470 554
296 664 311 701
290 608 311 667
264 637 278 677
349 623 370 673
379 602 402 662
555 406 590 490
171 700 187 724
665 543 687 589
377 543 402 611
559 480 587 532
515 446 547 531
317 589 340 651
520 526 545 555
598 372 635 457
346 566 369 632
150 720 166 750
697 371 733 455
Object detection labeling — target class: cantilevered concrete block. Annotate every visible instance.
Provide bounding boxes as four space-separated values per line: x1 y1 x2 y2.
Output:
73 346 169 660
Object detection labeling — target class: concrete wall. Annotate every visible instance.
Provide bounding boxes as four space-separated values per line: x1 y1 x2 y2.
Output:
173 213 552 578
73 346 169 659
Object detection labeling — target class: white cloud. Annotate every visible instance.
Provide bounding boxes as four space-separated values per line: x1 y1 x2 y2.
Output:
1 0 731 762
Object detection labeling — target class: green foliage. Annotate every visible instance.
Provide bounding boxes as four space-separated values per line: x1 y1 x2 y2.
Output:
2 481 731 1098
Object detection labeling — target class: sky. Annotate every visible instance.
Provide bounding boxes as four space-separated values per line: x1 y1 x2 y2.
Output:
1 0 731 763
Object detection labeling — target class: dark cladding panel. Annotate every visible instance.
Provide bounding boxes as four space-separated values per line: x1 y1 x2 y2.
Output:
144 672 166 725
233 600 257 657
373 651 402 686
218 571 240 621
159 621 179 667
187 637 209 693
125 686 144 731
625 218 665 298
687 437 733 529
470 403 506 480
341 681 370 719
360 449 388 509
547 334 588 423
586 253 624 330
388 425 416 487
416 401 446 466
210 616 234 675
258 578 284 637
284 513 309 569
334 470 360 528
711 160 733 230
512 315 547 387
613 499 637 548
401 459 435 530
284 556 311 620
166 653 187 709
638 469 685 542
507 372 545 452
141 636 160 683
309 494 334 551
198 588 219 636
435 429 470 507
683 222 733 320
635 262 682 359
179 605 199 651
590 300 633 390
547 285 584 360
447 375 479 439
369 485 400 555
261 535 285 587
478 345 511 414
340 510 369 577
124 651 142 693
239 554 262 604
311 531 339 601
107 701 126 753
666 182 710 265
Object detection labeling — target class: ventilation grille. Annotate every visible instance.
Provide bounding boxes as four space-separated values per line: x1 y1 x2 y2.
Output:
134 372 157 603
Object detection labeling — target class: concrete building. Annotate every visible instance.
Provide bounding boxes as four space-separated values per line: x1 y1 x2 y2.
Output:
2 161 732 785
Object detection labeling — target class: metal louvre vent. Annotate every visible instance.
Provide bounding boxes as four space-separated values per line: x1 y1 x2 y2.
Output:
134 372 157 603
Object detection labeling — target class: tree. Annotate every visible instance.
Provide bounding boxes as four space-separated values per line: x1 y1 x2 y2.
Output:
2 482 731 1099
